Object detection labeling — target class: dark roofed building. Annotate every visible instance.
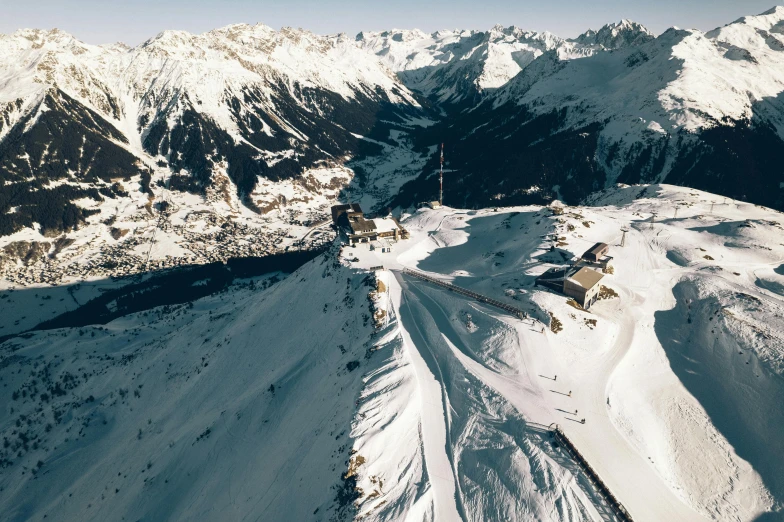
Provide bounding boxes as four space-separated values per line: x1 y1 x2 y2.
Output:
332 203 408 245
331 203 363 225
582 242 609 263
344 214 377 234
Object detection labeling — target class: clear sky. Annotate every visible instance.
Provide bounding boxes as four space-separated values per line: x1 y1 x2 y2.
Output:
2 0 783 46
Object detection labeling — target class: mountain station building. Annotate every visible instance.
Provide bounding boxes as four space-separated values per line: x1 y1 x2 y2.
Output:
536 266 605 309
332 204 409 246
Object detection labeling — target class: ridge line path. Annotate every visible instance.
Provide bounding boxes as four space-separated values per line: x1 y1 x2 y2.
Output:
392 271 466 522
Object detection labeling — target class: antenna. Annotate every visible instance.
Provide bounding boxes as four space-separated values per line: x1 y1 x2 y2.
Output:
620 226 630 247
439 143 444 206
674 207 678 219
710 201 715 213
650 212 656 229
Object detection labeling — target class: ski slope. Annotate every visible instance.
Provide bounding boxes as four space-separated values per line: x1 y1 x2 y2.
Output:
346 183 784 521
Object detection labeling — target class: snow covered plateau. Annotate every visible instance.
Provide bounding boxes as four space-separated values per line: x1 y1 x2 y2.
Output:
1 5 784 522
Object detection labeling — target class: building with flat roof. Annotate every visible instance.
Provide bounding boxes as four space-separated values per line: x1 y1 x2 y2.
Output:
582 242 610 263
535 266 604 309
564 267 604 309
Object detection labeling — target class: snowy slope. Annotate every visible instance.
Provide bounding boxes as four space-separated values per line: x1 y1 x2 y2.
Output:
0 254 384 521
3 184 782 521
343 183 784 521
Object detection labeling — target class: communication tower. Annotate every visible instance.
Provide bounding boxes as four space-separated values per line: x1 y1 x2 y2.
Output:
439 143 444 206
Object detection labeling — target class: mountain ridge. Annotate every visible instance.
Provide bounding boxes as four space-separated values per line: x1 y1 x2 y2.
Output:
1 7 784 283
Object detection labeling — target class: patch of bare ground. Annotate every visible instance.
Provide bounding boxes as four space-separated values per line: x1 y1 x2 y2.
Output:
50 236 75 258
3 241 51 265
110 227 129 240
599 285 619 300
549 312 563 333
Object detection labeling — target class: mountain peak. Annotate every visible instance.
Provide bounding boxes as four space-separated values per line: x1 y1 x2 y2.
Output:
141 29 195 50
5 27 80 46
760 5 784 17
725 5 784 30
572 19 654 49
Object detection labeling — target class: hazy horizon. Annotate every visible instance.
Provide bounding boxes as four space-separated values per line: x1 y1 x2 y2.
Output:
2 0 783 46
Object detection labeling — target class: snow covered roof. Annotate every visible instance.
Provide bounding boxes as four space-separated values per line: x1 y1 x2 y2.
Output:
348 217 377 234
372 218 399 234
567 267 604 290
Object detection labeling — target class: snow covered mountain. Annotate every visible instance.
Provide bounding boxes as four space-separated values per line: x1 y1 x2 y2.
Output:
3 8 784 284
356 21 653 105
2 184 783 521
0 24 423 234
394 7 784 213
0 24 431 287
3 7 784 522
356 26 563 105
570 19 654 50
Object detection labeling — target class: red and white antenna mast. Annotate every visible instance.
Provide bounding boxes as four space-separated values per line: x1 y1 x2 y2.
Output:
439 143 444 206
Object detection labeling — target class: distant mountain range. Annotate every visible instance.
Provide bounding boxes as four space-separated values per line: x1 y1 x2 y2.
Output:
357 19 654 104
0 6 783 244
0 25 421 236
363 8 784 211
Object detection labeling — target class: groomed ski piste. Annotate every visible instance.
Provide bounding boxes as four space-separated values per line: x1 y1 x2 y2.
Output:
345 184 784 521
1 183 783 521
